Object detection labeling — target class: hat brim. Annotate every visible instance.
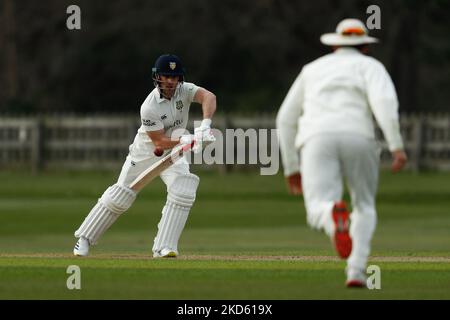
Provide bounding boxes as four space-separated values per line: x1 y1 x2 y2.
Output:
320 33 379 46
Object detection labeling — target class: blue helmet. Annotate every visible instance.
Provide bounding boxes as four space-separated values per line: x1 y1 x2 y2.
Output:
152 54 185 85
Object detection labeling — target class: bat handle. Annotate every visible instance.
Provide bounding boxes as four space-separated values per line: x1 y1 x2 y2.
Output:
181 140 196 152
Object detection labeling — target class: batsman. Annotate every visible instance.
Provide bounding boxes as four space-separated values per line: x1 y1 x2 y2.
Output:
73 54 217 258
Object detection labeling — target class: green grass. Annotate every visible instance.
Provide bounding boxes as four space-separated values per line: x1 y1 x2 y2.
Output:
0 169 449 299
1 258 449 299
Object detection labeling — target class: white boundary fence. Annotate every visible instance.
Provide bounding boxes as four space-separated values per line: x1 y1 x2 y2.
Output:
0 114 449 172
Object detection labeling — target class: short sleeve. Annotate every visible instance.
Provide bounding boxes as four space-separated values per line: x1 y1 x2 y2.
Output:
141 107 163 131
183 82 200 103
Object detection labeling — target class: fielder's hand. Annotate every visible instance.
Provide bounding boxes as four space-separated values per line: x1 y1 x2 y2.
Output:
391 150 408 173
286 172 302 195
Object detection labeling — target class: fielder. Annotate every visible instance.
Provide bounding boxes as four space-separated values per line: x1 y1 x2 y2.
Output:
73 54 216 258
276 19 407 287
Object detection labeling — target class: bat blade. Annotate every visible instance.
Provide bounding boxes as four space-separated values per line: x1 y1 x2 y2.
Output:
129 143 192 192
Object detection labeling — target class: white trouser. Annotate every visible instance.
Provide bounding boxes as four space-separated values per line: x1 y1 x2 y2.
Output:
301 133 380 270
117 153 190 190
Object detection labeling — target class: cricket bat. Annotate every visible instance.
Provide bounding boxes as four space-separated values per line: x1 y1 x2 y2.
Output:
128 142 194 192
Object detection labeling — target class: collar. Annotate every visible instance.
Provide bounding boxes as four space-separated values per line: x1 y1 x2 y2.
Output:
334 47 361 55
155 83 182 103
155 91 170 104
156 95 167 103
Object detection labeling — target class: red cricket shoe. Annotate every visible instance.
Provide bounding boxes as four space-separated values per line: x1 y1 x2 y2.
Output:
345 267 367 288
346 279 366 288
332 201 352 259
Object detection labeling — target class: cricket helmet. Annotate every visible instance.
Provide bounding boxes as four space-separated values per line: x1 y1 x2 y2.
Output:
152 54 185 83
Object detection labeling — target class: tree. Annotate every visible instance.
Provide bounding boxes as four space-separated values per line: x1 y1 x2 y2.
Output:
2 0 18 100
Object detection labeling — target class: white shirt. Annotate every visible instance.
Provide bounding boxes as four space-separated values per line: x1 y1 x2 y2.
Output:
129 82 199 160
276 47 404 176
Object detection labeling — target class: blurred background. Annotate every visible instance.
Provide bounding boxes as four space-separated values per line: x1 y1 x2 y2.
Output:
0 0 449 171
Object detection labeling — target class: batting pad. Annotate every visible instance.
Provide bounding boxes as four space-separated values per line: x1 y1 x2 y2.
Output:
153 174 199 253
74 184 136 245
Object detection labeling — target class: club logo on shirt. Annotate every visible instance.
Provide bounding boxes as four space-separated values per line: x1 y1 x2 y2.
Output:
169 62 176 70
161 114 167 120
176 100 183 111
142 119 156 126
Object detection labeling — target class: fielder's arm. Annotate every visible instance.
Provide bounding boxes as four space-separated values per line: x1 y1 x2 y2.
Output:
276 69 305 195
147 129 180 150
364 61 407 172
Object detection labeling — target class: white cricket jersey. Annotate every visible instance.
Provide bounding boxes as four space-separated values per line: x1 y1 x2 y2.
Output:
276 47 404 176
128 82 199 160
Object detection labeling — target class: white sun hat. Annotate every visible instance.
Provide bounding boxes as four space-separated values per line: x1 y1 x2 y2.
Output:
320 18 379 46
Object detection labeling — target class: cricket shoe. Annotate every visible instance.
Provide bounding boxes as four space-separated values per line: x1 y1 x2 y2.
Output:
153 248 178 258
73 237 90 257
331 201 352 259
346 267 367 288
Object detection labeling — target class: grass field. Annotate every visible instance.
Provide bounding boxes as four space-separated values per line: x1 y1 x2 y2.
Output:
0 169 449 299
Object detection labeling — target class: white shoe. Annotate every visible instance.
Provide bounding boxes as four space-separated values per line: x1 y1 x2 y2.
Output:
153 248 178 258
346 267 367 288
73 237 90 256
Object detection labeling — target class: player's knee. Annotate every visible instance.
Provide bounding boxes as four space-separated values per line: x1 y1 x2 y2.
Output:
100 184 137 215
167 173 200 207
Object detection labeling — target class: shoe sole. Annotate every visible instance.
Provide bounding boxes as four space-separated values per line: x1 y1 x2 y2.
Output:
165 252 177 258
346 279 366 288
153 251 178 258
73 251 88 257
332 202 352 259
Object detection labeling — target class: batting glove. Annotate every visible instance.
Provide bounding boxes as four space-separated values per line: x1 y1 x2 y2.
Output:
180 134 203 154
180 134 194 146
194 118 216 141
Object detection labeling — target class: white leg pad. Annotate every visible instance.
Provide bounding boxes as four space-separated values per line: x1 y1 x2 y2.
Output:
74 184 136 245
153 174 199 253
